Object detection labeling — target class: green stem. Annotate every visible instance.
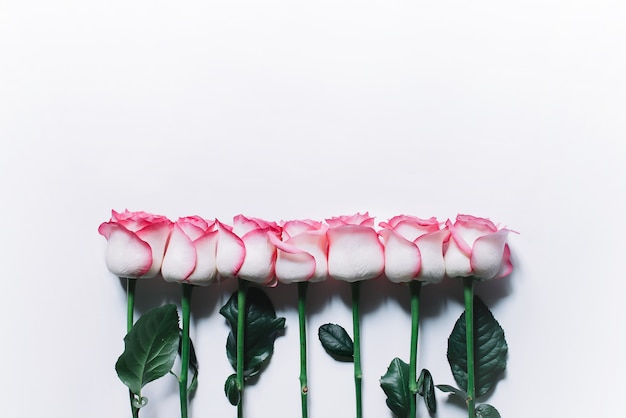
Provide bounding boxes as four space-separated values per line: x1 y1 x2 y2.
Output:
464 277 476 418
408 281 422 418
180 284 193 418
126 278 140 418
298 282 309 418
127 278 136 333
237 279 249 418
351 281 362 418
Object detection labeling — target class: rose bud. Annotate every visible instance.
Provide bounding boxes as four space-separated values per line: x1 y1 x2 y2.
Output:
161 216 219 286
326 213 384 282
270 219 329 284
379 215 449 284
444 214 513 280
98 209 173 279
215 215 282 286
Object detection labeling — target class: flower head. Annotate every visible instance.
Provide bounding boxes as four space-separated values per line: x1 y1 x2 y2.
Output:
444 214 513 281
270 219 329 284
215 215 282 285
98 210 173 278
161 216 219 286
379 215 449 284
326 212 384 282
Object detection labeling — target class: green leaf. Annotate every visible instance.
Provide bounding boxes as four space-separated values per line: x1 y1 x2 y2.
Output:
417 369 436 414
220 287 286 378
379 357 410 418
436 384 467 400
318 323 354 360
447 296 508 398
115 304 180 395
224 373 240 406
476 404 501 418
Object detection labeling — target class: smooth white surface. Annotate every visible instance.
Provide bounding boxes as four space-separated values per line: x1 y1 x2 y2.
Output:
1 1 625 417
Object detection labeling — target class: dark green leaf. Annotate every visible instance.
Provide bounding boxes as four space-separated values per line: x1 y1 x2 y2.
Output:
416 369 425 396
318 323 354 360
476 404 501 418
224 374 240 406
447 296 508 397
436 384 467 400
220 287 286 378
379 358 410 418
115 304 180 395
417 369 436 414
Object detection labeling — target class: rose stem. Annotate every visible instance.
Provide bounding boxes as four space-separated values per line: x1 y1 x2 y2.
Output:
237 279 249 418
179 283 193 418
463 277 476 418
351 281 362 418
408 280 422 418
126 278 140 418
298 281 309 418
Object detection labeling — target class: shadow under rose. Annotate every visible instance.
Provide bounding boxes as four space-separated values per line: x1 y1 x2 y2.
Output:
118 275 238 321
418 272 515 316
191 277 239 320
119 276 178 316
329 275 408 316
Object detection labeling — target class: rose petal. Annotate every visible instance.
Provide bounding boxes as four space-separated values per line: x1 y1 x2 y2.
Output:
384 215 439 230
179 215 210 231
135 221 173 278
326 212 375 228
381 230 421 283
187 231 219 285
161 224 197 283
271 232 328 283
393 219 440 242
444 237 472 278
495 244 513 278
451 215 500 255
327 225 384 282
282 219 325 238
233 215 280 236
290 233 328 282
177 217 209 241
446 219 473 256
237 229 276 284
470 230 510 280
414 229 448 283
271 234 316 284
215 221 246 279
112 209 171 231
233 214 260 236
456 214 498 232
98 222 153 278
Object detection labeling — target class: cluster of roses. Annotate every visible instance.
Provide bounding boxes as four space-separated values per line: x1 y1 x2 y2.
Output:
98 210 512 286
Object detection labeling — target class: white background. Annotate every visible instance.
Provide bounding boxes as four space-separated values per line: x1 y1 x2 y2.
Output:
1 1 625 417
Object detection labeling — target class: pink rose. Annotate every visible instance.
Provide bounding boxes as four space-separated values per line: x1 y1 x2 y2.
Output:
379 215 449 284
161 216 219 286
270 219 329 284
98 209 173 279
326 213 384 282
215 215 282 285
444 214 513 280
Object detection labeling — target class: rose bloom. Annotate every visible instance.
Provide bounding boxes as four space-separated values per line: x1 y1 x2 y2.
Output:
444 214 513 280
270 219 329 284
98 209 173 279
379 215 449 284
215 215 282 285
325 212 384 282
161 216 219 286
